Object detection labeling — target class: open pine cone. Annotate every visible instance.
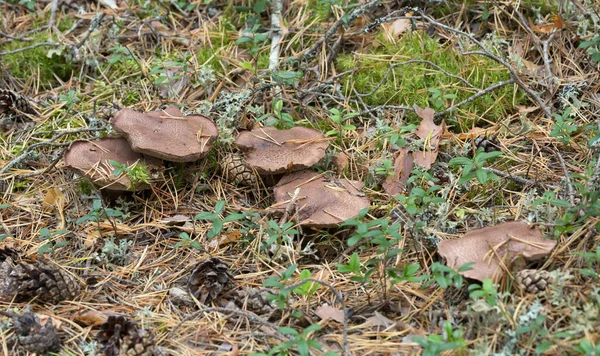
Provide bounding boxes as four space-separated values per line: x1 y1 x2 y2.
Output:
473 135 501 153
0 308 61 355
220 153 258 186
0 248 81 304
515 269 553 294
96 316 156 356
187 257 232 304
0 89 33 117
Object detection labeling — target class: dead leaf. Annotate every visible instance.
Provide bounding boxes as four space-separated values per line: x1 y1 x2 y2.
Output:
437 221 557 282
383 148 414 195
315 303 345 323
529 14 564 34
74 310 109 326
412 105 446 169
42 188 66 229
209 229 243 249
362 311 402 331
332 151 349 174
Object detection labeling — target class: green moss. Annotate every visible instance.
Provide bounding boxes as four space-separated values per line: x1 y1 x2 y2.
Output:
78 180 94 195
0 33 74 86
336 32 526 128
197 47 225 74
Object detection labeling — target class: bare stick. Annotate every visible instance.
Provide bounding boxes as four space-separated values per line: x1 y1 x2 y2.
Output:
435 79 516 117
168 306 288 342
0 42 60 57
48 0 59 30
268 0 284 72
286 0 381 64
484 167 559 190
0 125 106 175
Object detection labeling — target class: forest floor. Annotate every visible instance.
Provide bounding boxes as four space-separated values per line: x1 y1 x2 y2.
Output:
1 0 600 355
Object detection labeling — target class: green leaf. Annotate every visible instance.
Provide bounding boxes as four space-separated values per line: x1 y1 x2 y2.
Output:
475 169 488 184
297 338 309 356
449 157 472 166
38 243 52 254
0 204 10 209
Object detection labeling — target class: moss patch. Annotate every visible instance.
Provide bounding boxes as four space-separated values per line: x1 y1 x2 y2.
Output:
0 33 74 86
336 32 526 128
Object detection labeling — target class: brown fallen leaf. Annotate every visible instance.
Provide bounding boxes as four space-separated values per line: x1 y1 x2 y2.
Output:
332 151 349 175
315 303 345 323
412 105 446 169
529 14 564 34
437 221 557 282
43 188 66 228
383 148 414 195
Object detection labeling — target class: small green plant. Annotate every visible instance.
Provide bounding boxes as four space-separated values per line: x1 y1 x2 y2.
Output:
335 252 374 284
414 321 466 356
236 23 269 57
38 227 69 255
325 108 358 144
395 185 445 216
262 220 299 251
449 149 503 184
109 160 150 190
174 232 203 251
58 90 80 110
259 99 295 129
574 338 600 355
194 200 245 239
108 44 138 64
428 87 457 111
76 199 124 225
468 278 498 306
252 324 336 356
579 35 600 62
550 108 578 145
425 262 474 289
574 247 600 279
100 238 133 265
375 158 395 178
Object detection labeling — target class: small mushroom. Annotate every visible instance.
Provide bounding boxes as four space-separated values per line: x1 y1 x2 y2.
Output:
271 170 370 227
64 137 162 191
235 127 329 174
111 106 218 162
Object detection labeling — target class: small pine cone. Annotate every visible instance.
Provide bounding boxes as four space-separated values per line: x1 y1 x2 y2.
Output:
0 89 34 117
0 248 81 304
473 135 500 153
0 308 61 355
187 258 232 304
225 287 281 321
220 153 258 186
96 316 156 356
515 269 553 294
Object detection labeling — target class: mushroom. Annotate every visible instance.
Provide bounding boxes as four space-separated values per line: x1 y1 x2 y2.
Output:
235 127 329 175
64 137 162 191
110 106 218 162
270 170 370 228
437 221 557 282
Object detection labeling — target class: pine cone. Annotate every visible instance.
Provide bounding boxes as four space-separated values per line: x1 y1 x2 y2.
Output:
0 308 61 355
220 153 258 186
0 248 81 304
0 89 33 117
515 269 553 294
96 316 156 356
224 287 281 321
187 258 232 304
473 135 500 153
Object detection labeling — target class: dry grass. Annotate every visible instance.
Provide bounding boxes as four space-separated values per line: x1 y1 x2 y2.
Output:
1 0 600 355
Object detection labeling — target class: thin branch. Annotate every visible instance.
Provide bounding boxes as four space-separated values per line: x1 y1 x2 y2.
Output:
435 79 516 117
0 42 60 57
484 167 559 190
268 0 284 72
0 126 106 175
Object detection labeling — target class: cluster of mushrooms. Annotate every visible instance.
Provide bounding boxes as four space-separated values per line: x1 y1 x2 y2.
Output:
64 106 369 228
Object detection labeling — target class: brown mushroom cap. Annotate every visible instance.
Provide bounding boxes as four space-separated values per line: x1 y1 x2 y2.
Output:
437 221 557 282
64 137 162 191
110 106 218 162
235 127 329 174
271 170 370 227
